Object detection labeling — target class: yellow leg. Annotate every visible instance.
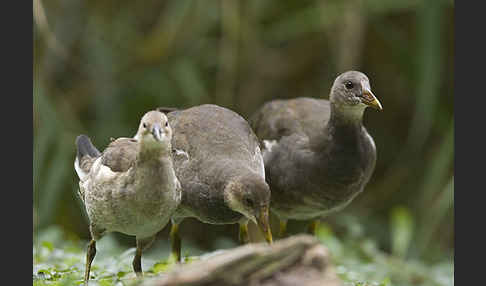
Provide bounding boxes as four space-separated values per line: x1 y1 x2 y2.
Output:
279 219 288 238
169 222 181 263
307 220 320 236
239 221 250 244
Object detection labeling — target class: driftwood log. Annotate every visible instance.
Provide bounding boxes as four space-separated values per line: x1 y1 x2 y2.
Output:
142 234 342 286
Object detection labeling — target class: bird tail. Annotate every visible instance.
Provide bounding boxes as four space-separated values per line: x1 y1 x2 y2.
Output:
75 135 101 180
76 135 101 159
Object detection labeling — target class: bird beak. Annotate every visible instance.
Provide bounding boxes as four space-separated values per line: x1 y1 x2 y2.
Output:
256 206 273 244
361 86 383 111
151 124 163 141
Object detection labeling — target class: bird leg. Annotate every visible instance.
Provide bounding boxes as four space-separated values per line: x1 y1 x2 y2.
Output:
132 245 143 276
307 220 320 235
239 221 250 244
133 236 156 277
84 239 96 285
169 222 181 263
279 219 288 238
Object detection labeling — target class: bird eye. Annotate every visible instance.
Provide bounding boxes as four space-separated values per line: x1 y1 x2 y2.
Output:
344 81 354 89
245 198 254 207
143 123 147 128
165 121 169 127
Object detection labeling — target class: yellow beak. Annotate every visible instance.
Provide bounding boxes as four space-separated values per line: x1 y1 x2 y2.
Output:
256 206 273 244
361 88 383 111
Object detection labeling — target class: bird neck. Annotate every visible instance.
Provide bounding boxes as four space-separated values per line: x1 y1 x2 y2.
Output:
312 102 364 151
329 102 365 124
133 142 176 199
308 103 370 197
137 140 171 164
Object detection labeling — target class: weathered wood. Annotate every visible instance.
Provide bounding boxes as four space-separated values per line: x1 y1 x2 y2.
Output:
142 235 341 286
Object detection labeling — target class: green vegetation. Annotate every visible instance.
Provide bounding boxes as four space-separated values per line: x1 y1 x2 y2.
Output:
33 211 453 286
34 227 168 286
34 0 454 285
317 220 453 286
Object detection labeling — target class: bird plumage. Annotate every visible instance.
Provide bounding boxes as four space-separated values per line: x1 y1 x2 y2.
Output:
74 110 181 282
250 71 380 226
163 104 273 261
74 135 101 183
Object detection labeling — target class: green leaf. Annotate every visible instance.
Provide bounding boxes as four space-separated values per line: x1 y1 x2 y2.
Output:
380 277 392 286
42 241 54 252
98 278 114 286
152 261 173 273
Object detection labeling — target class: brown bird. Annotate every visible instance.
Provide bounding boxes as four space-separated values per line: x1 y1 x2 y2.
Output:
74 110 181 284
159 104 273 262
249 71 382 237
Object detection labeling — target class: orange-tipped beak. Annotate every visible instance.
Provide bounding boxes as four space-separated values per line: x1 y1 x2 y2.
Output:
361 88 383 111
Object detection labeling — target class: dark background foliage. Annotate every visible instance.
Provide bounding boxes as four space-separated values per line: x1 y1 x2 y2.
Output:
34 0 454 265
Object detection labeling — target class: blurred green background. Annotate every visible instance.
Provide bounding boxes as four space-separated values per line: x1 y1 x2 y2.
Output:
33 0 453 283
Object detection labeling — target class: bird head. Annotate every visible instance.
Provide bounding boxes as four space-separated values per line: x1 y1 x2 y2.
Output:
330 71 383 113
224 175 273 244
134 110 173 149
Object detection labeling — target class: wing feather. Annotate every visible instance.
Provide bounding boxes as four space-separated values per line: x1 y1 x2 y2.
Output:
101 137 139 172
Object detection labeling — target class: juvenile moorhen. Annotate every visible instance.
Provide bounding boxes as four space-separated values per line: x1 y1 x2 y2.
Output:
74 110 181 283
160 104 273 262
250 71 382 236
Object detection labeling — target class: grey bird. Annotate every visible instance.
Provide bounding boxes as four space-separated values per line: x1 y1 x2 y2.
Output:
74 110 181 284
159 104 273 262
249 71 382 236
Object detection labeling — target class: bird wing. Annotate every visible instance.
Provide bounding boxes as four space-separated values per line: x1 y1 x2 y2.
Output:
101 137 139 172
168 104 260 163
167 104 265 181
249 97 331 147
362 126 377 180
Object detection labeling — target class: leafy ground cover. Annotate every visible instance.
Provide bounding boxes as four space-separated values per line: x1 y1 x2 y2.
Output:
33 220 453 286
